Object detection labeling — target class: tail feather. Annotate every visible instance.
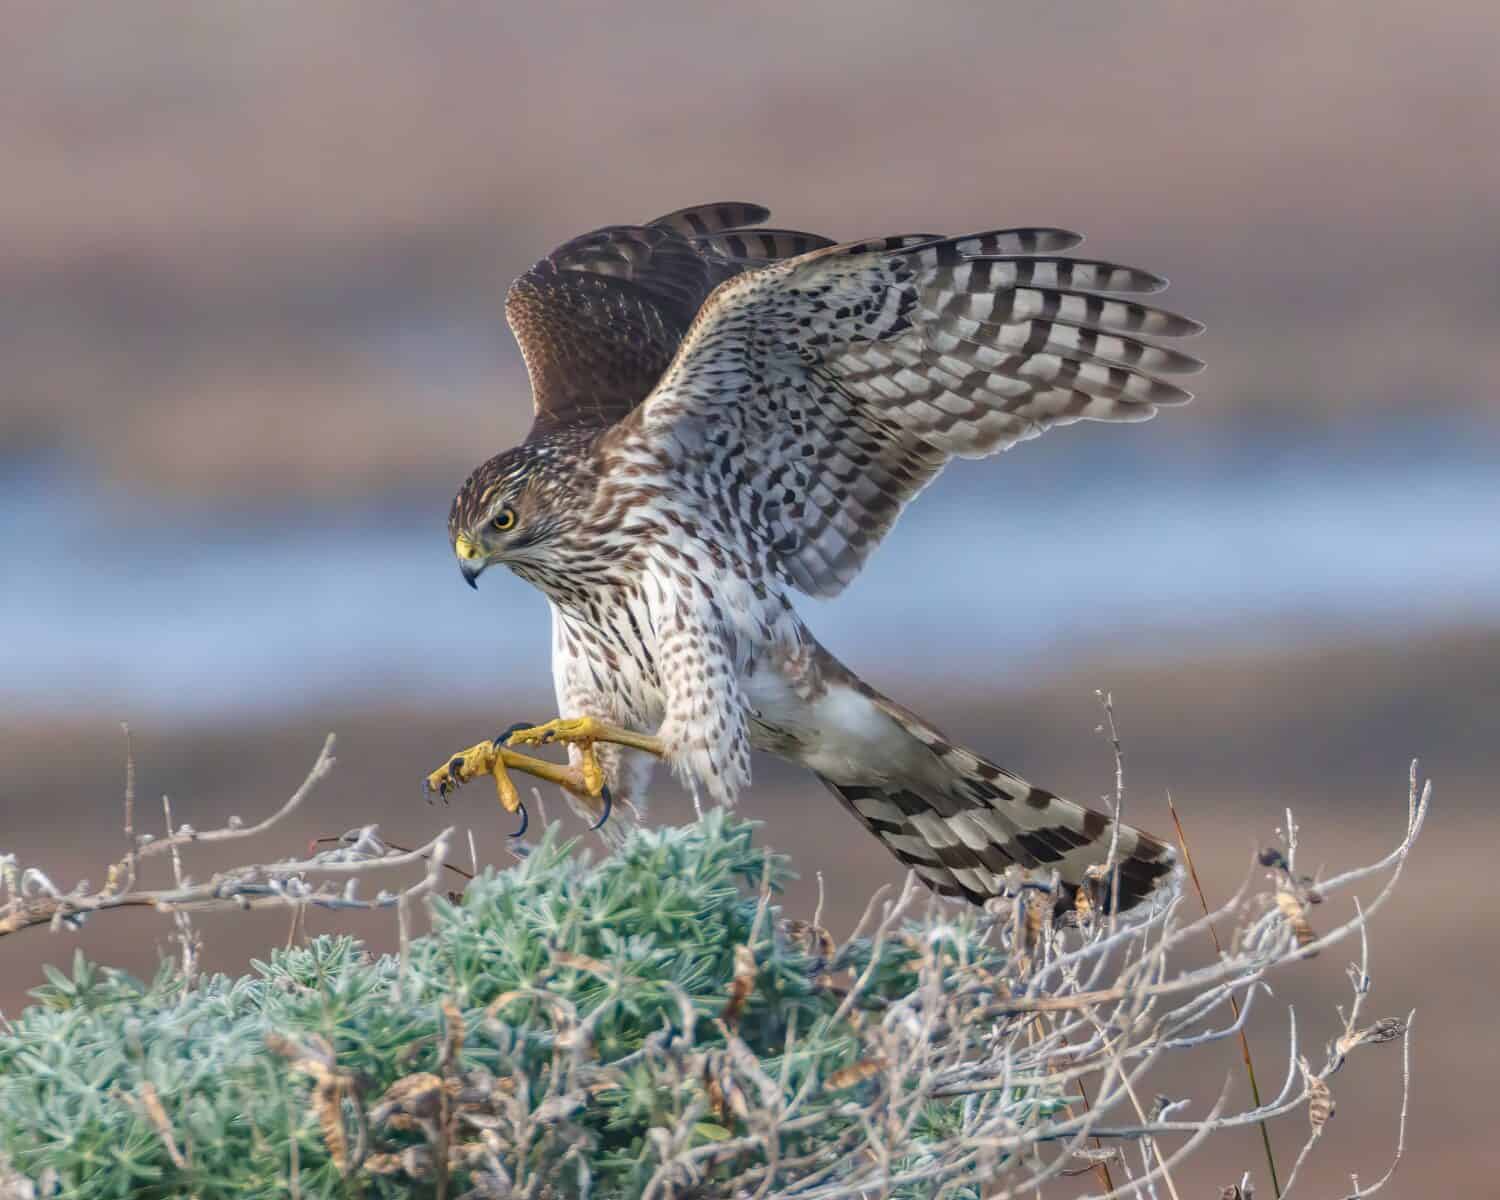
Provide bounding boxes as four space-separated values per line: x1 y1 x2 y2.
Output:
817 702 1179 915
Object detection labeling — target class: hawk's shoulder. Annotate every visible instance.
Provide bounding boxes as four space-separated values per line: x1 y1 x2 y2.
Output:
506 203 834 438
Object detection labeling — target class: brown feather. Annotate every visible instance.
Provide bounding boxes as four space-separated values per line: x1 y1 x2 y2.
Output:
507 203 831 435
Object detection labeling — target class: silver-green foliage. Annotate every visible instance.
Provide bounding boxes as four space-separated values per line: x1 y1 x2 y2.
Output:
0 814 993 1198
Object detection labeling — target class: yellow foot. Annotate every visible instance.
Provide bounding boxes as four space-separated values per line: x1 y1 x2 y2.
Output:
423 738 523 825
423 717 662 836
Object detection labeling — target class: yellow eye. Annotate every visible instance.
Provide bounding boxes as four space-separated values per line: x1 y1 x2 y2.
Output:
491 508 516 532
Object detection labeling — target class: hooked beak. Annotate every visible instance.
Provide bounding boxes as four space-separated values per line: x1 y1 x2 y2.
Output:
454 535 485 590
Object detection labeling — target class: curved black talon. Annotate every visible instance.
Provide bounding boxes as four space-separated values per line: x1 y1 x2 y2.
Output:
509 798 529 839
494 721 538 748
589 783 613 832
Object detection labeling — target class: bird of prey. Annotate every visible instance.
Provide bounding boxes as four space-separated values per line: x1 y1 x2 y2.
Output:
426 202 1203 913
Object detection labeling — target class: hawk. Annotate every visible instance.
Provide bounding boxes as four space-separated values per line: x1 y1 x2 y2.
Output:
426 202 1202 913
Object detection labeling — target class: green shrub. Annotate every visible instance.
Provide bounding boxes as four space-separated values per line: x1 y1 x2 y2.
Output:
0 814 1012 1198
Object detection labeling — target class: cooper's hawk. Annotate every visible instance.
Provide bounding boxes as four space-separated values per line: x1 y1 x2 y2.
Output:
426 202 1202 913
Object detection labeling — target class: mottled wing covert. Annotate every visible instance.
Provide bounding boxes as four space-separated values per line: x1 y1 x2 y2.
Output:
637 227 1204 596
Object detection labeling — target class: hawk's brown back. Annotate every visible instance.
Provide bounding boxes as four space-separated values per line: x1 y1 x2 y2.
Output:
507 202 834 436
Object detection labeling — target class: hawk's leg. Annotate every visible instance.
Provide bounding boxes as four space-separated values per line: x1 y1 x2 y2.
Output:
506 715 666 761
423 718 665 833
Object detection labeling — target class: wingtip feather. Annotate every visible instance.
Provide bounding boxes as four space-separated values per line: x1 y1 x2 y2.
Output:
649 201 772 236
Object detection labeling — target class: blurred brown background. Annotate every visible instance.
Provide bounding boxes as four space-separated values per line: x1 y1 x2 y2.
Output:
2 2 1497 1193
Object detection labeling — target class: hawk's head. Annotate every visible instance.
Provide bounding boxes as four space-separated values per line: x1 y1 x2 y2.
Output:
447 439 576 588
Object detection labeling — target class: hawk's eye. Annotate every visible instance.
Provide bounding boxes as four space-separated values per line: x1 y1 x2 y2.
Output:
491 508 517 532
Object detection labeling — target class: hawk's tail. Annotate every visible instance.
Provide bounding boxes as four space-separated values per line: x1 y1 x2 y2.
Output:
816 695 1179 916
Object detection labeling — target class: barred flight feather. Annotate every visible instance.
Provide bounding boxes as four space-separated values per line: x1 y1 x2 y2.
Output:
811 673 1178 915
640 220 1204 590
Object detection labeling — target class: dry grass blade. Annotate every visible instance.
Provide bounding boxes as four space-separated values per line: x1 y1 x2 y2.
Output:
128 1082 187 1170
722 944 757 1030
1168 791 1283 1200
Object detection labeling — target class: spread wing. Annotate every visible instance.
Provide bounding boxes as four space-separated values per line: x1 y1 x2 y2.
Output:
506 202 835 435
635 229 1205 597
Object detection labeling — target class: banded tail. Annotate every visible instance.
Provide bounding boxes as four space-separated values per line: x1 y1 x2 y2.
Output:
811 683 1179 915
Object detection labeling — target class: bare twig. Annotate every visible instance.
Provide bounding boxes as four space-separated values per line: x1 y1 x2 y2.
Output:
119 722 137 893
0 734 451 938
1337 1010 1415 1199
1094 690 1127 928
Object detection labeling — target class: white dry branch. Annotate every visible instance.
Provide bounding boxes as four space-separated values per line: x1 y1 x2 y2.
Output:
0 734 454 940
624 764 1429 1200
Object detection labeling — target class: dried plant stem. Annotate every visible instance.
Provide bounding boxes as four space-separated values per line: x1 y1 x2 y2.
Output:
1167 791 1281 1198
1095 690 1127 930
1070 1070 1115 1194
310 834 474 883
0 734 451 938
120 722 137 893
